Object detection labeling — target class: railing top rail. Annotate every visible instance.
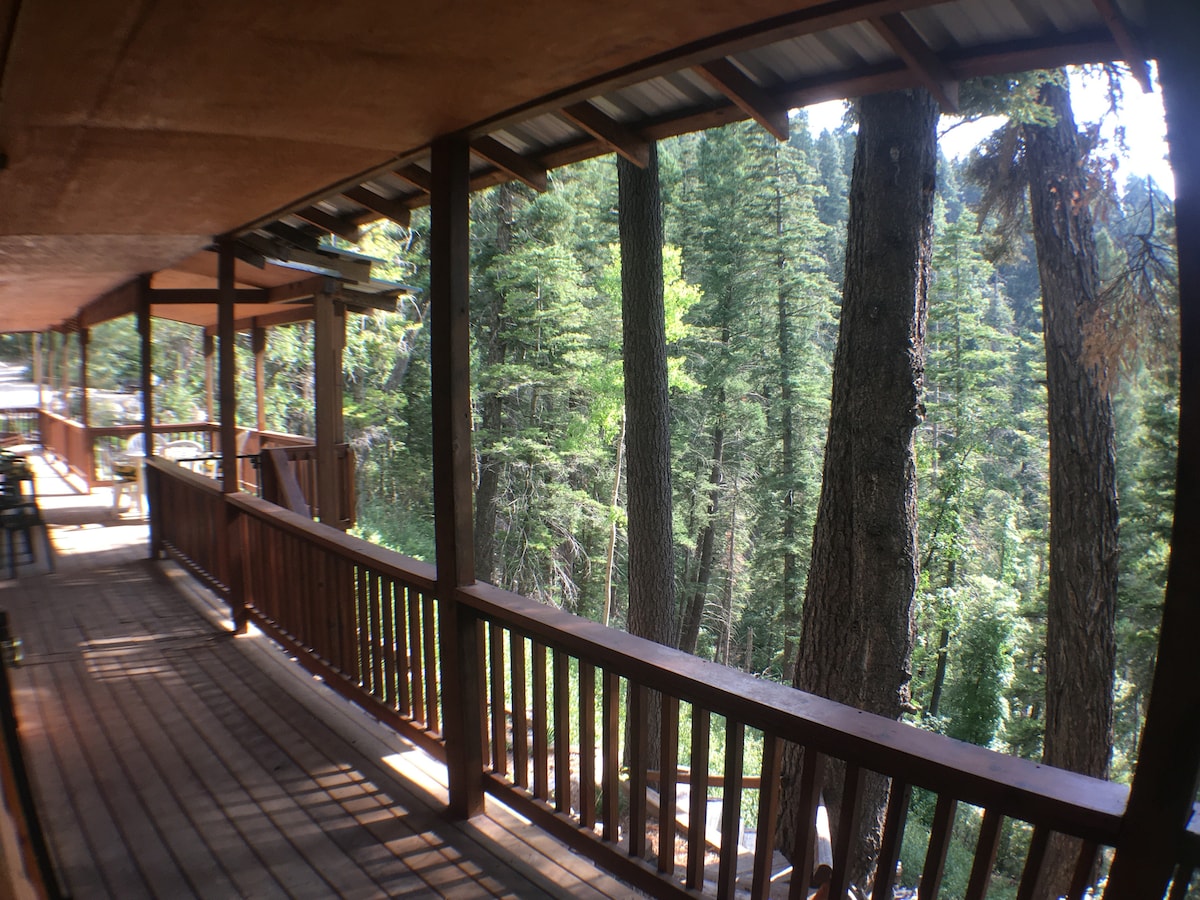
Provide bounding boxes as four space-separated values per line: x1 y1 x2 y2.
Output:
0 407 42 415
456 578 1129 843
226 491 436 592
147 457 225 496
157 459 1128 848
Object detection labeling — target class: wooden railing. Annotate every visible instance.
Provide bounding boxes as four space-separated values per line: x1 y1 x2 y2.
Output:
145 460 1193 899
22 410 355 527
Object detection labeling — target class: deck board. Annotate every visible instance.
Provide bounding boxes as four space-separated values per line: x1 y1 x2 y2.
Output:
0 456 640 899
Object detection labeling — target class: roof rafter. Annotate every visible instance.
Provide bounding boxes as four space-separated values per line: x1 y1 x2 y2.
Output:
869 12 959 112
293 206 362 243
560 102 651 167
149 289 267 304
1090 0 1151 92
695 57 789 140
393 164 434 193
470 136 548 192
341 186 412 227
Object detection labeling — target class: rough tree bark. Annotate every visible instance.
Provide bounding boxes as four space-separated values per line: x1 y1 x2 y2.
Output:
619 143 677 649
1025 76 1119 899
778 88 939 889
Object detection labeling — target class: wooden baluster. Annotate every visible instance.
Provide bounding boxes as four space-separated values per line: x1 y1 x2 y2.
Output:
657 693 680 876
787 750 821 900
687 707 711 890
380 579 397 708
919 794 958 899
510 633 529 789
964 807 1003 900
356 564 370 690
829 764 865 900
1015 827 1049 900
477 619 489 765
628 682 648 859
717 720 745 900
394 585 411 717
532 642 549 801
423 593 439 733
601 669 620 843
338 553 358 680
368 571 383 699
488 622 507 776
408 589 425 726
750 734 783 900
553 649 571 813
578 661 596 830
874 778 912 898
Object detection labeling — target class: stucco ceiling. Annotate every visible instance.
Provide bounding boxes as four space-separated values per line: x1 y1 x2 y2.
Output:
0 0 1147 332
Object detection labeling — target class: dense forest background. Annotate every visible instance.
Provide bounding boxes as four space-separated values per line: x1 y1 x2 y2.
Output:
7 81 1180 893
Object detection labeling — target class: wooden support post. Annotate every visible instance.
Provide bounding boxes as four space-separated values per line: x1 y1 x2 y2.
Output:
78 329 89 428
58 331 69 416
204 333 215 422
32 334 42 410
217 240 247 632
138 279 158 558
314 295 345 527
1107 1 1200 894
252 325 267 434
430 133 484 820
78 328 92 488
217 241 238 495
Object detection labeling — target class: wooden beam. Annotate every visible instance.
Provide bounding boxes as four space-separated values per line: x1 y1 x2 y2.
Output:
217 240 238 495
252 326 267 435
471 136 548 192
262 221 321 251
78 279 141 329
139 277 156 553
263 276 331 303
334 287 402 314
695 58 789 140
78 329 89 429
294 206 361 243
341 186 411 227
560 103 651 167
314 292 345 528
393 164 433 193
1091 0 1152 93
202 304 318 337
870 12 960 112
148 289 267 305
430 133 484 819
237 233 375 282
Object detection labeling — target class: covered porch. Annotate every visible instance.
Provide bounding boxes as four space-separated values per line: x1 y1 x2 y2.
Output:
0 0 1198 896
3 455 631 898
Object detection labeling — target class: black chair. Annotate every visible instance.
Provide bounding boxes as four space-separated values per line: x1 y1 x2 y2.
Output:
0 460 53 579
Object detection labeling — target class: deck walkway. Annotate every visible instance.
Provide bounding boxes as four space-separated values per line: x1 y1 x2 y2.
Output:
0 455 637 899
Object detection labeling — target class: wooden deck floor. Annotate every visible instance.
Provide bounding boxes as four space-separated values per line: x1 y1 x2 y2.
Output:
0 457 638 899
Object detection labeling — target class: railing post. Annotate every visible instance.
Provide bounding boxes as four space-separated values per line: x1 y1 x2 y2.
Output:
217 241 248 633
430 132 484 819
138 278 159 557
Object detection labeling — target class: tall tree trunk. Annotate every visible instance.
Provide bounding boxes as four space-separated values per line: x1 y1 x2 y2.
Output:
1024 76 1119 900
473 185 514 583
619 145 676 804
778 88 938 889
619 143 676 650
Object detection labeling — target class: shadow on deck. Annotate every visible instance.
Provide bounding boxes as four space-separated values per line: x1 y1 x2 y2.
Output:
1 456 633 899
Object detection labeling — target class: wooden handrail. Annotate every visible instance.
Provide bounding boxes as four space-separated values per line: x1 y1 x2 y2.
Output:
226 491 436 591
149 461 1163 896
